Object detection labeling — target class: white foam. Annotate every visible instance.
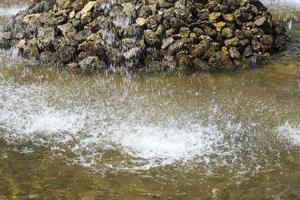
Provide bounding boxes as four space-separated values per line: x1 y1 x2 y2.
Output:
277 122 300 146
0 80 234 170
0 5 27 17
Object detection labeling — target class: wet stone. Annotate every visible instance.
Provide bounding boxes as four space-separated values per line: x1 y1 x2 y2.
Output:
0 0 290 73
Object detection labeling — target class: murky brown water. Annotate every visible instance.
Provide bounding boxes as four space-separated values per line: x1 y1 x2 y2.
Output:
0 1 299 200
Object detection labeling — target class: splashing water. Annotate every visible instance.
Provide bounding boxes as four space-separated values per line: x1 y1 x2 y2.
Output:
278 123 300 146
0 5 27 17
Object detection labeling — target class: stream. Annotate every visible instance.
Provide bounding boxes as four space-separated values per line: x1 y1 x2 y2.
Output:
0 0 299 199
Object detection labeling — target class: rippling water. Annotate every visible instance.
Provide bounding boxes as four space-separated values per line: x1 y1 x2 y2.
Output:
0 1 299 199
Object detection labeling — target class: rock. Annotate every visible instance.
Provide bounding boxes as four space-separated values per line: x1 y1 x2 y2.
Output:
144 29 160 47
57 23 76 38
165 28 175 37
213 22 225 32
69 10 75 19
251 0 267 11
229 47 241 59
58 46 76 64
192 58 210 71
198 9 210 20
243 46 253 57
254 16 266 26
67 62 79 71
79 56 105 70
251 39 262 52
208 51 223 68
80 1 97 15
16 39 26 49
40 51 58 63
221 27 234 38
124 47 142 60
161 37 174 50
0 32 12 49
156 25 165 37
207 1 220 12
204 26 217 37
176 52 191 69
209 12 222 22
235 29 245 39
261 35 273 45
223 14 234 22
180 27 191 38
57 0 72 9
21 38 39 60
0 0 289 73
136 17 147 26
37 27 55 49
193 27 204 37
224 37 239 46
168 40 185 54
23 13 41 22
162 55 177 70
191 38 211 58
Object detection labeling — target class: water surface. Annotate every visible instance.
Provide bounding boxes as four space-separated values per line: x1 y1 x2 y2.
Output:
0 1 299 200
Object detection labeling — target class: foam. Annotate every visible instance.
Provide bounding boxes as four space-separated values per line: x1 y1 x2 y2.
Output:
0 80 233 170
277 122 300 146
0 5 27 17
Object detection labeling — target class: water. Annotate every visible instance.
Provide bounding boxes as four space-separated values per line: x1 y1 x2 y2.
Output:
0 1 299 200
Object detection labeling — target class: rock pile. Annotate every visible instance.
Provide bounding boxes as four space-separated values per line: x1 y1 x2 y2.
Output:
0 0 290 73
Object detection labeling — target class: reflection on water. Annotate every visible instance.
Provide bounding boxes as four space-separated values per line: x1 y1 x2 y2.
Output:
0 2 299 200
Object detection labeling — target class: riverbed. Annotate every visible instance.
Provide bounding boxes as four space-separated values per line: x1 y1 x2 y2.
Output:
0 1 299 199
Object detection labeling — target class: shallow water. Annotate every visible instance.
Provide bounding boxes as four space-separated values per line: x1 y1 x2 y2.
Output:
0 1 299 200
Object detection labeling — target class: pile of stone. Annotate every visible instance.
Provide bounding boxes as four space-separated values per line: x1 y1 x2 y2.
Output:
0 0 290 73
